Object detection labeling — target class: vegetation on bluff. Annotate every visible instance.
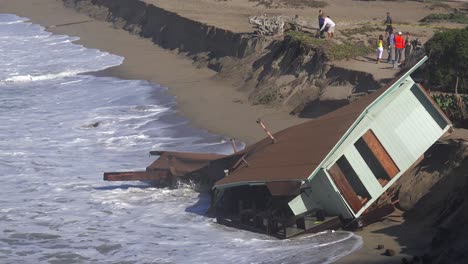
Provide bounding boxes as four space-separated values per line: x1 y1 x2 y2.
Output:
424 26 468 93
284 30 374 61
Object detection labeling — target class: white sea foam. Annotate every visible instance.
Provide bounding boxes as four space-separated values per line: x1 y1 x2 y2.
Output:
0 13 361 263
3 70 84 83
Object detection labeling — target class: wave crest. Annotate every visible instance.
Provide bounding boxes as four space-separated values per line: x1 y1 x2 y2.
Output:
2 70 85 83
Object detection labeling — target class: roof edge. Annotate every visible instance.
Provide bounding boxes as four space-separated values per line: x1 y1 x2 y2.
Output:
214 179 304 190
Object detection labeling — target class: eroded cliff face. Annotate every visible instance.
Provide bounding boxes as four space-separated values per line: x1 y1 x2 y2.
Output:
63 0 264 58
62 0 379 116
395 139 468 264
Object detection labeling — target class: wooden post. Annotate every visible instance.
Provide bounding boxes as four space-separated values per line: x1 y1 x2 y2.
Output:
230 138 238 153
256 118 277 143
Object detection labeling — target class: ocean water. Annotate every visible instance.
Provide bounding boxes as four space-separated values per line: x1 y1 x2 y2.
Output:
0 14 362 264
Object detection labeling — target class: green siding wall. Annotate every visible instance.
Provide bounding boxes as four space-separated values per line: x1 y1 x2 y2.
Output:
288 169 353 218
307 78 449 218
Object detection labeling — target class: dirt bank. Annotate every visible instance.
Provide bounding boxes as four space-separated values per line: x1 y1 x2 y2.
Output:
397 135 468 264
63 0 382 116
337 131 468 264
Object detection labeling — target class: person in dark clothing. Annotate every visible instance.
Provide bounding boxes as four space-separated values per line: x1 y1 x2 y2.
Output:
384 12 393 37
404 32 412 62
318 10 325 38
387 29 395 63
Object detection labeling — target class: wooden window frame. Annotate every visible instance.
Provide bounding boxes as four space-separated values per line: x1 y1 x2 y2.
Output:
328 162 365 214
361 129 400 182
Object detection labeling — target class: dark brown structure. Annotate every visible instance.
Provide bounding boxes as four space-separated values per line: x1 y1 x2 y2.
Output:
103 57 452 238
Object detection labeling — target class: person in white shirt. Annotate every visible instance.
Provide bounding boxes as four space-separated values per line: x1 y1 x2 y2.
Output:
320 16 336 39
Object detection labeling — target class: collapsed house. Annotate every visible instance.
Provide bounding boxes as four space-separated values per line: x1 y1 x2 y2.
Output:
104 57 452 238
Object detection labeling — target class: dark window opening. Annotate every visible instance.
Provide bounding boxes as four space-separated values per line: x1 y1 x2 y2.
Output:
336 156 371 203
355 138 391 186
411 84 447 130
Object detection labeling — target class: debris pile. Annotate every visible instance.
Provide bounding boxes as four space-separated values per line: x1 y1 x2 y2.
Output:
249 15 287 36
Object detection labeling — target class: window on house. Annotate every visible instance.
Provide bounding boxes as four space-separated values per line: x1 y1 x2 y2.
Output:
355 130 399 186
411 84 447 130
328 156 371 213
336 156 371 201
355 137 390 186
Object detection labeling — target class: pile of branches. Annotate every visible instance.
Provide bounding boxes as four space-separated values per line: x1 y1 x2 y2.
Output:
249 15 287 36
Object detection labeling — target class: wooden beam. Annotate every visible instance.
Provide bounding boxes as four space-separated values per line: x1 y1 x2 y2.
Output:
103 170 168 181
362 130 400 179
328 164 363 214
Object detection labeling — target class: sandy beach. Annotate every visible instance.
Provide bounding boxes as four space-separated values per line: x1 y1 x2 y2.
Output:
2 0 465 263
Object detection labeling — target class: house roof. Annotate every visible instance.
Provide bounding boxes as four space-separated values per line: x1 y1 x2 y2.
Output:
147 151 227 176
214 73 405 189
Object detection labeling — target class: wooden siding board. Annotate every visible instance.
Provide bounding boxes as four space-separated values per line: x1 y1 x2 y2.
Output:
328 163 363 214
371 90 415 169
288 170 353 218
288 192 319 216
394 88 445 160
311 170 354 218
372 122 412 169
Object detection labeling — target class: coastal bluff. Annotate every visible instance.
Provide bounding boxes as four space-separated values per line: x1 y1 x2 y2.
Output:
62 0 378 115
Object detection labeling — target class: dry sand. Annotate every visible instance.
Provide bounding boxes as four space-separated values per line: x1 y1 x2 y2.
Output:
1 0 464 263
143 0 465 80
143 0 460 33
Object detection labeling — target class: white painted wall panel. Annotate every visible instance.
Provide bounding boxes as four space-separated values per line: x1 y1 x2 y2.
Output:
289 169 353 218
394 89 444 160
344 146 382 199
372 87 445 172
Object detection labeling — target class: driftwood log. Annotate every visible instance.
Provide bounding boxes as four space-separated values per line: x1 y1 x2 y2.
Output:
249 15 317 36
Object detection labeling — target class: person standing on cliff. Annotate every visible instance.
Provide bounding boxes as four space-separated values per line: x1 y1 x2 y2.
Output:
384 12 393 37
320 15 336 40
404 32 412 62
318 10 325 38
376 34 384 64
394 31 405 68
387 29 395 63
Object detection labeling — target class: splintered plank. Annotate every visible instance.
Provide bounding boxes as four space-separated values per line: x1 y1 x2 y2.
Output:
328 164 363 214
103 171 167 181
362 130 400 179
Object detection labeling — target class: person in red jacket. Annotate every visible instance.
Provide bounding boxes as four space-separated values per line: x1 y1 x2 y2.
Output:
394 31 405 68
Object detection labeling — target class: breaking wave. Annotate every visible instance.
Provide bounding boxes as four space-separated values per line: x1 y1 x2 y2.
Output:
2 70 85 83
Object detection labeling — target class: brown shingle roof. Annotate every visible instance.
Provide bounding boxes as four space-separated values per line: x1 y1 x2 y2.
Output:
215 75 402 188
147 151 227 176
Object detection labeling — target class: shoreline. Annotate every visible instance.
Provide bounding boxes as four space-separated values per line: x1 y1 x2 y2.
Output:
0 0 304 145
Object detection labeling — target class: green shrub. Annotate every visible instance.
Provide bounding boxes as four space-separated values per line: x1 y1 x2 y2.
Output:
328 42 374 60
249 0 326 9
421 13 468 24
284 31 374 61
255 90 278 105
431 2 451 9
424 27 468 92
284 31 323 48
432 93 467 121
340 25 385 37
